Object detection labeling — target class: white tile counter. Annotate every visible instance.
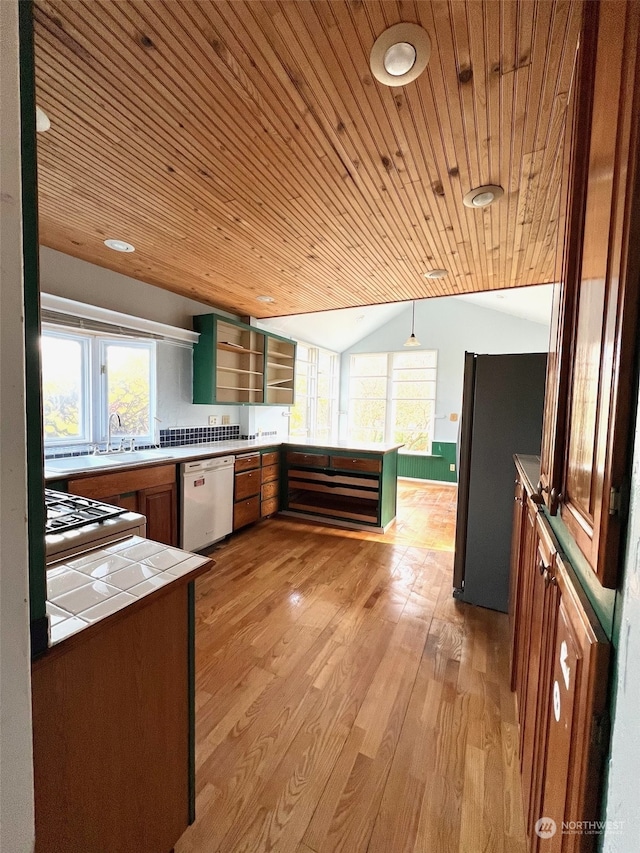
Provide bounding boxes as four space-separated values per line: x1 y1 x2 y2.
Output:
45 535 210 646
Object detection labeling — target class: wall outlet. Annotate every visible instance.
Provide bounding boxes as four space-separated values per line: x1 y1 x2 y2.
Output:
208 415 218 426
450 463 456 472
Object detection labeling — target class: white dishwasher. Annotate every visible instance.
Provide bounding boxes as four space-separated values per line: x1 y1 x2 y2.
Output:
181 456 234 551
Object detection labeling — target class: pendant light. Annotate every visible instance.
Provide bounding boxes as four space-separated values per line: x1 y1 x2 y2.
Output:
404 301 421 347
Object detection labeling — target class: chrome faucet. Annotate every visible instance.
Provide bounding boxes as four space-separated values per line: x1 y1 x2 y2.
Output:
107 412 122 453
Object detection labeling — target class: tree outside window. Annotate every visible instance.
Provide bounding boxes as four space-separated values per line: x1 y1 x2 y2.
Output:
41 328 155 447
348 351 437 451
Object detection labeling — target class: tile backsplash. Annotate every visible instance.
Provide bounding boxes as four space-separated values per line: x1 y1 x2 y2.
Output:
45 424 240 459
159 425 239 446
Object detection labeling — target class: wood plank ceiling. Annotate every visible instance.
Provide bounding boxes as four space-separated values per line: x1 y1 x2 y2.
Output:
33 0 582 318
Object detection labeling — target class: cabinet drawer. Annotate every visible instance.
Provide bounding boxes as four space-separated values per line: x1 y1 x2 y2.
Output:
235 453 260 472
262 463 279 484
261 451 279 468
234 495 260 530
235 469 261 500
286 451 329 468
261 480 279 501
261 496 279 517
330 455 381 474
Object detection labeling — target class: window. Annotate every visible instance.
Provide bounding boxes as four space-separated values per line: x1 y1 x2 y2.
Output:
41 327 156 447
290 343 339 441
42 331 91 443
348 351 437 452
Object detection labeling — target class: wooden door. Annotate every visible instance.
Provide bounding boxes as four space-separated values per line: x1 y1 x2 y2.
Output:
139 482 178 546
557 0 640 587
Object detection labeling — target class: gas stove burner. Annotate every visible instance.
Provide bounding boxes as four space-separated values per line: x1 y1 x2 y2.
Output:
44 488 127 535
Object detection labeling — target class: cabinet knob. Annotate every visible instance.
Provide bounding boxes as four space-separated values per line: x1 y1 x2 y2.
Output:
550 487 563 505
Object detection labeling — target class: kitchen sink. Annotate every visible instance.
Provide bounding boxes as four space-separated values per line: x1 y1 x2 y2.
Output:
44 449 171 474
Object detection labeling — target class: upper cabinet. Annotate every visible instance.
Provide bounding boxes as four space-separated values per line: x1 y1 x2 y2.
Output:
539 0 640 588
265 335 295 405
192 313 295 406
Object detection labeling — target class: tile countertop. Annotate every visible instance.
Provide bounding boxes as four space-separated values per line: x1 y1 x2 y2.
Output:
45 535 211 646
44 438 403 480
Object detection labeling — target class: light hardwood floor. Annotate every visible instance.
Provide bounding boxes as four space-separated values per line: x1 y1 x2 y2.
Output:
176 479 527 853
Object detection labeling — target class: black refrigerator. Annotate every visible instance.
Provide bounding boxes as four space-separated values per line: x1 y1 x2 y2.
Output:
453 352 547 612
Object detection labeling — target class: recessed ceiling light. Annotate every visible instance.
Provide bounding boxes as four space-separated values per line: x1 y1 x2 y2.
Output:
256 295 275 303
424 269 448 279
370 23 431 87
104 239 135 253
36 106 50 133
463 185 504 208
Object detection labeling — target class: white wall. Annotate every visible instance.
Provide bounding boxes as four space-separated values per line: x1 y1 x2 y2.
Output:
39 246 234 331
340 297 551 443
39 248 243 432
603 386 640 851
0 1 35 848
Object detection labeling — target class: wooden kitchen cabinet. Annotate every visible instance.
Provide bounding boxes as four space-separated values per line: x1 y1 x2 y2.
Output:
138 482 177 546
233 452 261 530
283 446 398 530
538 0 640 588
67 464 178 546
511 458 610 852
32 577 207 853
233 449 282 528
261 449 280 518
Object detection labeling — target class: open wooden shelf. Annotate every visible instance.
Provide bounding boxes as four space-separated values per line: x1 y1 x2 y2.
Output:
218 343 263 355
193 313 295 406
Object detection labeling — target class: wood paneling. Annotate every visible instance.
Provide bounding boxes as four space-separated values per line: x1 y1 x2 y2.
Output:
33 1 582 317
32 584 190 853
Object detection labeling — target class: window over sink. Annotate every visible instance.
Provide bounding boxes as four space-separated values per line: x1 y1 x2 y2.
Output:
41 327 156 448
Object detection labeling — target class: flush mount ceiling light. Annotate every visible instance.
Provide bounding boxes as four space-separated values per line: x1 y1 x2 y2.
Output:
36 106 51 133
463 184 504 208
104 239 135 253
370 23 431 87
404 300 421 347
256 295 275 303
424 269 448 279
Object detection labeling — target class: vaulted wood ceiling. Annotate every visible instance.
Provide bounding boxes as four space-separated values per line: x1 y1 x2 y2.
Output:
33 0 582 318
